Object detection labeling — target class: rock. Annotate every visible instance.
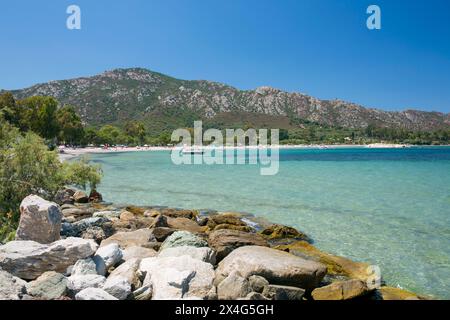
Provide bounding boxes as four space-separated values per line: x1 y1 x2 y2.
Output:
54 188 75 205
166 217 206 233
150 227 175 242
0 269 27 300
112 216 155 231
213 224 253 232
375 286 424 300
16 195 62 244
122 246 157 261
311 279 370 300
71 257 106 276
61 217 112 238
108 258 141 290
239 292 270 300
93 211 121 219
73 190 89 203
274 241 372 282
150 214 169 228
159 246 216 264
125 206 146 215
160 231 208 251
217 271 251 300
208 229 268 261
0 238 98 280
75 288 118 300
100 229 156 249
81 227 107 244
207 213 246 229
133 284 153 300
197 217 209 226
119 211 135 221
260 224 310 241
161 208 197 220
26 271 68 300
262 285 305 300
216 246 327 291
61 208 94 218
67 274 106 295
249 275 269 293
103 276 132 300
139 255 215 300
88 189 103 203
94 243 123 270
144 209 161 218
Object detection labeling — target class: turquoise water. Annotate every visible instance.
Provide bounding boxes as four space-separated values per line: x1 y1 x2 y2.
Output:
91 147 450 299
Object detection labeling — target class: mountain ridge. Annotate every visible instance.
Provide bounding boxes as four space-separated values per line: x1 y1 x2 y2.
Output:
5 68 449 131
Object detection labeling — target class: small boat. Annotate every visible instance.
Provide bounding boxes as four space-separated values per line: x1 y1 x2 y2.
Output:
182 146 205 155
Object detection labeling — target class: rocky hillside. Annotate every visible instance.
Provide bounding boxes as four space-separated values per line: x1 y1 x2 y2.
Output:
7 68 450 130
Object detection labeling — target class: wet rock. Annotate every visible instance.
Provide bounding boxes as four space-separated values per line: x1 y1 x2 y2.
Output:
208 229 268 261
262 284 305 300
217 271 251 300
374 286 425 300
16 195 62 244
0 269 27 300
0 238 98 280
26 271 68 300
73 191 89 203
75 288 118 300
260 224 310 242
160 231 208 251
159 246 216 265
215 246 327 291
100 229 156 249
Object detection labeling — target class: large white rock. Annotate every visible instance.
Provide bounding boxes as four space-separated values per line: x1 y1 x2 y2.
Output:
139 255 215 300
215 246 327 290
0 269 27 300
158 246 216 265
75 288 118 300
71 257 106 276
107 258 141 290
94 243 122 270
67 274 106 295
0 238 98 280
103 276 131 300
16 195 62 244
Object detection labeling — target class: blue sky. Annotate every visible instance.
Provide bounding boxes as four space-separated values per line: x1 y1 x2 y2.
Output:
1 0 449 113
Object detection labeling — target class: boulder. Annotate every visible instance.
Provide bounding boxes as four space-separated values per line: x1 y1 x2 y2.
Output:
166 217 206 233
262 285 305 300
103 276 132 300
160 231 208 251
54 188 75 205
71 257 106 276
67 274 106 295
139 255 215 300
73 190 89 203
94 243 123 270
0 238 98 280
16 195 62 244
374 286 424 300
88 190 103 203
311 279 370 300
248 275 269 293
260 224 310 241
100 229 156 249
26 271 68 300
161 208 197 220
61 217 112 238
213 224 253 232
75 288 118 300
0 269 27 300
108 258 141 290
158 246 216 265
208 229 268 261
122 246 157 261
206 213 246 230
215 246 327 290
150 227 175 242
81 227 108 244
150 214 169 228
217 271 251 300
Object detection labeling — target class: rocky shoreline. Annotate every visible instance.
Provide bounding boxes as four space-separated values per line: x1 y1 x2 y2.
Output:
0 189 427 301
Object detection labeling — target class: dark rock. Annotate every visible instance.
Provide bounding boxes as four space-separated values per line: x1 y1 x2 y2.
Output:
262 284 305 300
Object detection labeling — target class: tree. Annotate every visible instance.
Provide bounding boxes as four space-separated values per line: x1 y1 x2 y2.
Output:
56 105 84 145
124 120 146 144
18 96 60 139
0 92 20 126
97 125 123 145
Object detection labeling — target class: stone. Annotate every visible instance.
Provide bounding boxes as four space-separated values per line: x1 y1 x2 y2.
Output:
103 276 132 300
54 188 75 205
100 228 156 249
61 208 94 218
311 279 370 300
133 284 153 300
260 224 310 241
61 217 112 237
108 258 141 290
0 269 27 300
150 227 175 242
94 243 123 270
81 227 107 244
75 288 118 300
262 285 305 300
249 275 269 293
206 213 246 230
67 274 106 295
16 195 62 244
119 211 135 221
208 229 268 261
26 271 68 300
0 238 98 280
213 224 253 232
73 190 89 203
374 286 424 300
71 257 106 276
215 246 327 291
160 231 208 251
150 214 169 228
158 246 216 265
197 217 209 226
89 189 103 203
166 217 206 233
122 246 157 261
139 255 215 300
161 208 197 220
217 271 251 300
93 211 121 219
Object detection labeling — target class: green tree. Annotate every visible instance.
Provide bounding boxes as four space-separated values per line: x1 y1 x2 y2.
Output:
0 92 21 126
56 105 84 145
97 125 123 145
124 121 146 144
18 96 60 139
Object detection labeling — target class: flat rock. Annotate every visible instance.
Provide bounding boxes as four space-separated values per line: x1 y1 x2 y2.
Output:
26 271 68 300
0 238 98 280
100 229 156 249
159 246 216 265
16 195 62 244
0 269 27 300
216 246 327 290
160 231 208 251
75 288 118 300
122 246 157 261
208 229 268 261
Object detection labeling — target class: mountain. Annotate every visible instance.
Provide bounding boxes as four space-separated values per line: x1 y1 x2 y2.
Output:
7 68 450 131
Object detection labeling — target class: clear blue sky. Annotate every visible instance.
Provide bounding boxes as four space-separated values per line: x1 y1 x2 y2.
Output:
1 0 449 113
